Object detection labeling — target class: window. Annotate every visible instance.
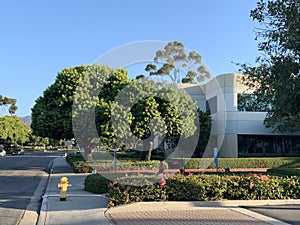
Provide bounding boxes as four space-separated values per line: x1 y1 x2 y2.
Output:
237 93 272 112
238 135 300 157
206 96 217 114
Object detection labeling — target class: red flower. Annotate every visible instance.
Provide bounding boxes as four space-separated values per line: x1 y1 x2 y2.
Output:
159 179 166 186
108 181 118 188
249 181 254 189
258 175 269 180
108 201 114 207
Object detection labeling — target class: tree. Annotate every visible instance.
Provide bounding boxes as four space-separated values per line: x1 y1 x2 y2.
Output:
95 68 131 147
145 41 211 83
31 65 85 140
193 109 212 157
239 0 300 132
111 79 198 160
0 95 17 115
0 116 30 151
33 64 198 160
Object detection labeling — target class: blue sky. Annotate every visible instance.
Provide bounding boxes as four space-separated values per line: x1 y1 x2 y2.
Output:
0 0 261 117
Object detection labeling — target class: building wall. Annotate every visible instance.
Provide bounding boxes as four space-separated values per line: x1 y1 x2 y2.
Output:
181 73 300 158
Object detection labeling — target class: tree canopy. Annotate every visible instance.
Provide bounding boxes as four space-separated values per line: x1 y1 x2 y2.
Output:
239 0 300 132
0 116 30 149
111 78 198 160
145 41 211 83
33 64 199 160
0 95 17 115
31 65 85 140
72 65 198 160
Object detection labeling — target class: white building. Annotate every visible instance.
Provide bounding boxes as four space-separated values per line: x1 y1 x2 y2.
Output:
181 73 300 158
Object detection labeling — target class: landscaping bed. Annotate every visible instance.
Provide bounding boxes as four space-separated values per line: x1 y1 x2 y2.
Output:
67 153 300 174
84 170 300 207
105 173 300 207
69 153 300 208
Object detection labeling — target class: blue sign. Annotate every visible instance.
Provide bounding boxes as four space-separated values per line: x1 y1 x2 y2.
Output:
214 148 218 171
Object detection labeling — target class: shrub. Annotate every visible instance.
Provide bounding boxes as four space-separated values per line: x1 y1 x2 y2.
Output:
108 182 167 207
66 153 93 173
180 157 300 169
84 174 111 194
267 168 300 177
66 153 85 164
107 173 300 207
93 160 168 171
72 161 93 173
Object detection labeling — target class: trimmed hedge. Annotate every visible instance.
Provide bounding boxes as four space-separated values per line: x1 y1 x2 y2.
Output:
66 153 93 173
93 160 168 171
84 174 111 194
267 168 300 177
67 154 300 173
108 183 167 207
107 173 300 207
84 173 165 194
182 157 300 169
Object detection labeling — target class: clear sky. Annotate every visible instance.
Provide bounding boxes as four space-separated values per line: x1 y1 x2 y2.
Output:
0 0 261 117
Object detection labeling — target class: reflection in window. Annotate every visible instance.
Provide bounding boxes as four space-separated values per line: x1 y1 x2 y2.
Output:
238 93 272 112
206 96 217 114
238 135 300 156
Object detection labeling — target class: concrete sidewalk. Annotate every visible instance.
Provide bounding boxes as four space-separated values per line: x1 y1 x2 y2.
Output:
37 157 300 225
105 201 299 225
37 157 109 225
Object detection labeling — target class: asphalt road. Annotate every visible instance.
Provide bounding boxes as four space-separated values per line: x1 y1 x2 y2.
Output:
243 204 300 225
0 151 64 225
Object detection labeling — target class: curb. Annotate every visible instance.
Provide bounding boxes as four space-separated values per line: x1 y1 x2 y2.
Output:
18 171 49 225
106 199 300 213
231 207 291 225
36 159 55 225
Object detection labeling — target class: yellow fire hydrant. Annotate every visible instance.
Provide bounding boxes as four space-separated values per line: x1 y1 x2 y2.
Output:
57 177 71 201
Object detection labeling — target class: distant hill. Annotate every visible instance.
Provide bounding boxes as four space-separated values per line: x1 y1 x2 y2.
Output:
20 115 31 125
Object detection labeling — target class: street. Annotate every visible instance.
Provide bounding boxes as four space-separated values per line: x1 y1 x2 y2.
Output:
0 150 64 225
243 205 300 225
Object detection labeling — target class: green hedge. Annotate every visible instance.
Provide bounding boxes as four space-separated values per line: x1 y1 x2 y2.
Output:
66 153 93 173
93 160 168 171
107 173 300 207
182 157 300 169
67 154 300 173
84 173 165 194
108 183 167 207
267 168 300 177
84 174 111 194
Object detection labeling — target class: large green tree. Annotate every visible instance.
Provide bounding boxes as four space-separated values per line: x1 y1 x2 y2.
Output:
0 116 30 150
239 0 300 132
31 66 85 140
95 68 131 147
145 41 211 83
33 64 198 160
111 79 198 160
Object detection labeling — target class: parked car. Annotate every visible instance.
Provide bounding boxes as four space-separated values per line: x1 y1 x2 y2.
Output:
0 150 6 157
12 149 24 155
18 149 24 155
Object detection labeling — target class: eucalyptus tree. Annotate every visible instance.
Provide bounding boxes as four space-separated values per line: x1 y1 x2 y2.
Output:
0 95 17 115
145 41 211 83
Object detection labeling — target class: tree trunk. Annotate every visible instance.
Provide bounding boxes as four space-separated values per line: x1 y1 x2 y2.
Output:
146 141 153 161
140 136 154 161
